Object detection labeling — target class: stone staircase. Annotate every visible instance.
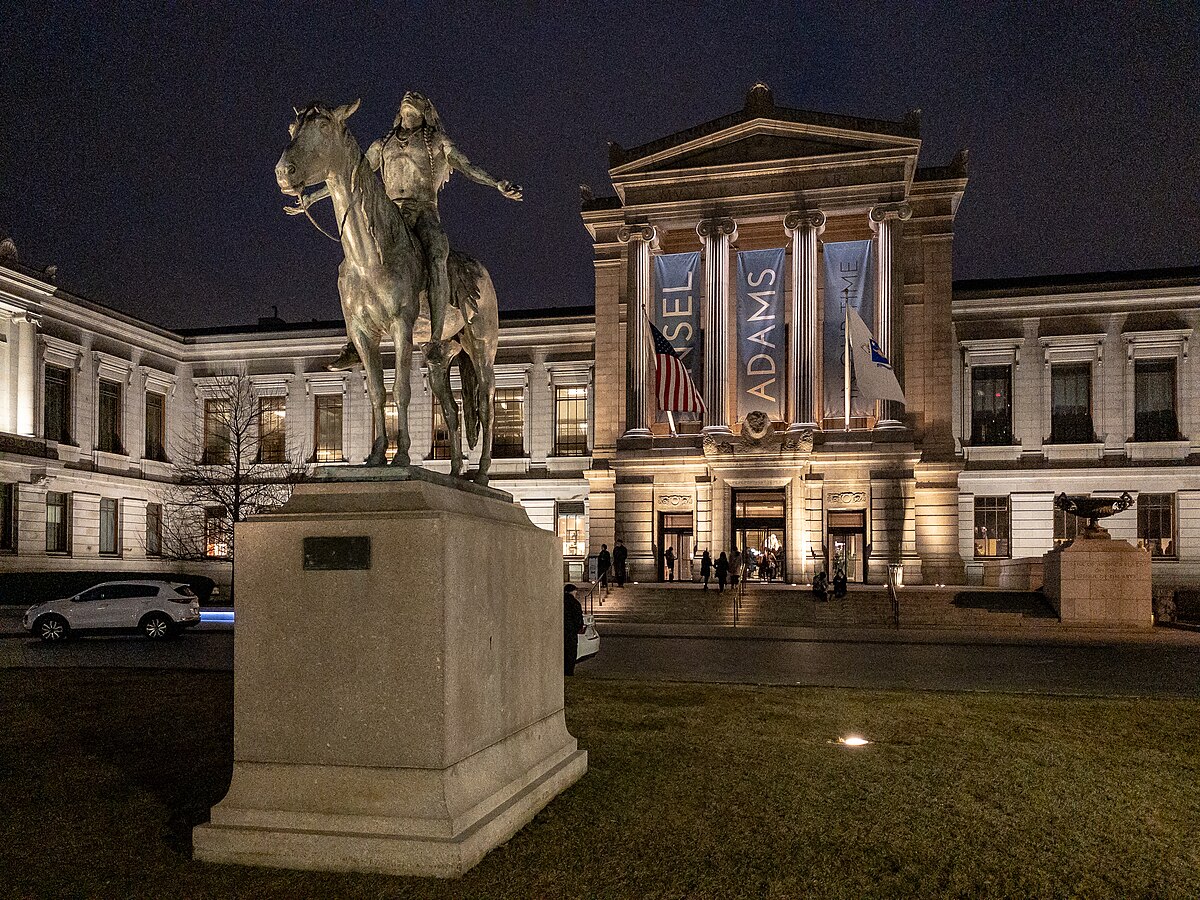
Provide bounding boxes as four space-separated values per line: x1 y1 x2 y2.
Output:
584 582 1058 630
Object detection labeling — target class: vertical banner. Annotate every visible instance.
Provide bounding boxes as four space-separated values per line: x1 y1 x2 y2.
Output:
735 247 787 421
821 240 875 421
652 251 702 419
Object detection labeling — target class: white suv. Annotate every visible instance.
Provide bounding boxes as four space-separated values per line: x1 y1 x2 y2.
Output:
23 580 202 642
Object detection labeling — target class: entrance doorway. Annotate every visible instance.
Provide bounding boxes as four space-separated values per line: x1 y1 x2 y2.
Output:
659 512 693 582
732 490 787 582
827 509 867 583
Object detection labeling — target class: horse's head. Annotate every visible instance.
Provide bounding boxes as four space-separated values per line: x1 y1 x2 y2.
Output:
275 99 361 196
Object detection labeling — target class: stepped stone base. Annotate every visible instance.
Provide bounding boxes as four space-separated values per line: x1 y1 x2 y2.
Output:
193 471 585 877
1043 535 1152 626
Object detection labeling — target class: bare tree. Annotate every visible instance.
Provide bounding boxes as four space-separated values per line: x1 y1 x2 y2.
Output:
161 369 307 599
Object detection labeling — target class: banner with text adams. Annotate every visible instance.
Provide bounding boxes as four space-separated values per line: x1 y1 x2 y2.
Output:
652 251 702 418
735 247 787 421
821 240 875 422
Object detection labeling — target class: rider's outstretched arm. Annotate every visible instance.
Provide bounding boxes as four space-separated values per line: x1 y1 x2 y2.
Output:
446 140 522 200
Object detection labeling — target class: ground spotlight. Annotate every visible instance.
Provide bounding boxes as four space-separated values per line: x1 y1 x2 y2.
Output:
839 736 869 746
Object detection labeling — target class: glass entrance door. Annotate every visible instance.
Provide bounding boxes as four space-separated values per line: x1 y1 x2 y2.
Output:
827 509 867 583
659 512 694 582
731 490 787 583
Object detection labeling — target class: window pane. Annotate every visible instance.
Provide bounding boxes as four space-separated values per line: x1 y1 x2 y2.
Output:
146 502 162 556
98 379 123 453
145 392 167 461
1050 364 1093 444
258 396 287 463
1134 359 1178 442
46 492 69 553
431 391 462 460
554 386 588 456
204 400 231 465
1053 503 1081 548
0 484 15 552
973 496 1010 558
205 509 230 558
493 388 524 458
558 511 587 557
44 365 72 443
314 395 343 463
970 366 1012 446
1137 493 1175 558
100 498 118 555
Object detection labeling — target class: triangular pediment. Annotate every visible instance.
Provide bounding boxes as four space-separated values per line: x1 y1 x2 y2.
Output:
634 126 910 174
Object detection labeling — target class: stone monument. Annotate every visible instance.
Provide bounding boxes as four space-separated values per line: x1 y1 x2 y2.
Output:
1042 492 1153 626
192 98 584 877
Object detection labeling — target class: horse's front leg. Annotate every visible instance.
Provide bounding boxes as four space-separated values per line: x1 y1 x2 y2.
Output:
390 320 414 467
351 327 388 466
427 356 462 476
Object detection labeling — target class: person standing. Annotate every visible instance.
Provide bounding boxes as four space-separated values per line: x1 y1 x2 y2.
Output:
700 549 712 590
613 538 628 588
597 543 611 591
715 551 729 592
563 584 583 676
730 547 742 588
665 546 676 582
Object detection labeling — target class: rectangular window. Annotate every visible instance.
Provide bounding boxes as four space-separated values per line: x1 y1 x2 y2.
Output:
205 508 230 558
203 399 231 465
973 496 1010 558
46 491 69 554
313 394 344 463
0 484 17 552
1049 363 1093 444
554 385 589 456
970 366 1012 446
1053 503 1081 548
1137 493 1176 558
144 392 167 461
493 388 525 458
431 391 463 460
97 379 124 454
44 364 72 443
145 502 162 557
1134 359 1178 442
557 506 587 558
99 498 119 555
258 396 287 463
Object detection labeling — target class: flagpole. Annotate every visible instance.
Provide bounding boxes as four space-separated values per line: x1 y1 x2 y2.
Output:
665 411 676 436
843 300 851 431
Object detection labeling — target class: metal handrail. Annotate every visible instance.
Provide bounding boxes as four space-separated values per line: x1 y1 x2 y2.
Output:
886 566 901 629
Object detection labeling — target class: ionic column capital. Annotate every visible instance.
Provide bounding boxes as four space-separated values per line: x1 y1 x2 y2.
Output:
617 223 656 244
869 201 913 228
10 311 41 328
696 217 737 241
783 209 827 235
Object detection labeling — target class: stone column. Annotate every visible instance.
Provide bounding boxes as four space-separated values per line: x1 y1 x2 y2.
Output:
784 210 826 430
617 224 656 437
14 313 40 437
869 202 912 428
696 217 736 433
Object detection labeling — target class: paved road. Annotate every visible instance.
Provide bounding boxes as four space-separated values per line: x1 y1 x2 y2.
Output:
5 627 1200 697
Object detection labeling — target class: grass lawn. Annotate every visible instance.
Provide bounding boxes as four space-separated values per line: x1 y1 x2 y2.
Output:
2 670 1198 899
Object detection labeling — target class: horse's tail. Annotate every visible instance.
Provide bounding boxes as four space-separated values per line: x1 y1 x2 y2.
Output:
458 352 481 450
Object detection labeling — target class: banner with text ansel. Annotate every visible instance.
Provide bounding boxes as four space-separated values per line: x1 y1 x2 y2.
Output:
822 239 875 421
652 251 702 419
735 247 787 421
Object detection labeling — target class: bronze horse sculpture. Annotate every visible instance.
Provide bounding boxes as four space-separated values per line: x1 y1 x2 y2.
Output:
274 100 498 484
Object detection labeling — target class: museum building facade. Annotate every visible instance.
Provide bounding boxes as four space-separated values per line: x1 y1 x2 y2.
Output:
1 84 1198 593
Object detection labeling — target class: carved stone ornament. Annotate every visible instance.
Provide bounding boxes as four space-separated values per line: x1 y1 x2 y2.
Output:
657 493 693 509
742 410 772 441
827 490 866 505
701 419 814 459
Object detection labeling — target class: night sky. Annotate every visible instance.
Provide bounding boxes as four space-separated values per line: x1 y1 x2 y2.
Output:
2 3 1197 330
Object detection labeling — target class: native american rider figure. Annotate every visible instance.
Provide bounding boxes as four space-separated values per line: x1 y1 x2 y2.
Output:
288 91 522 367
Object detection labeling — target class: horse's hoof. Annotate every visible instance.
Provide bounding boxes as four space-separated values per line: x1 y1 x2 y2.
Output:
390 453 410 467
473 471 490 487
365 452 387 467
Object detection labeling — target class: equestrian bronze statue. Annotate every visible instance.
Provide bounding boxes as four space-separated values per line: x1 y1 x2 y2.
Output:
275 99 504 484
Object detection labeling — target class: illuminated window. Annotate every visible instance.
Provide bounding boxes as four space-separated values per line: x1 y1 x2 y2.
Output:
557 502 587 558
145 502 162 557
973 497 1010 558
554 386 588 456
970 366 1012 446
313 394 344 463
493 388 525 458
205 508 230 559
100 498 119 555
97 379 124 454
258 396 287 463
44 364 72 443
203 399 231 465
431 391 463 460
0 484 16 552
144 392 167 461
1134 360 1178 442
46 491 69 554
1137 493 1176 558
1049 364 1093 444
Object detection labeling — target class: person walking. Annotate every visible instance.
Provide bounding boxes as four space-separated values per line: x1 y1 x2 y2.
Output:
700 549 712 590
613 538 628 588
665 546 676 582
730 547 742 587
563 584 583 676
715 551 729 592
597 543 611 591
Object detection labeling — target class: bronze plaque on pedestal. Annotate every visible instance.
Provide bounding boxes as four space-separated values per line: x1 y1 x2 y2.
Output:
302 536 371 570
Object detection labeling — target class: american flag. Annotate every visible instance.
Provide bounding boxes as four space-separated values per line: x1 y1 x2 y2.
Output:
648 320 705 414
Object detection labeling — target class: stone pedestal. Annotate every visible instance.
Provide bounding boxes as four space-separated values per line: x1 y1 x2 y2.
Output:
193 470 586 877
1042 534 1152 626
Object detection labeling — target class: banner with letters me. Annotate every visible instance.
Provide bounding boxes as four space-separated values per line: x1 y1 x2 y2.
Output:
652 251 702 419
821 240 875 422
735 247 787 421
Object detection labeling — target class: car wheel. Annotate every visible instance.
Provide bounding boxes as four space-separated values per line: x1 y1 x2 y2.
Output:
140 612 173 640
35 615 70 643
